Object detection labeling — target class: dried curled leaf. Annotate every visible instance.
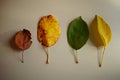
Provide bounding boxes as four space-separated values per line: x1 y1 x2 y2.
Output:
90 15 112 67
15 29 32 50
37 15 61 47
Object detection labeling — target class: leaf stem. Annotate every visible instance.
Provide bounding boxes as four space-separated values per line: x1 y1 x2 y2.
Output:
22 50 24 63
75 50 79 64
99 47 105 67
46 47 50 64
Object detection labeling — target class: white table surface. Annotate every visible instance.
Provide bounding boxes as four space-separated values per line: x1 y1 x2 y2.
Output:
0 0 120 80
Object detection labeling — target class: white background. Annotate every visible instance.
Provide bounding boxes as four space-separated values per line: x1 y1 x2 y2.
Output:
0 0 120 80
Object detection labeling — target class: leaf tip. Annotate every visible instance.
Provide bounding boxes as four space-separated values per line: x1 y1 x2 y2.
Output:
99 64 102 67
75 61 79 64
46 61 49 64
21 60 24 63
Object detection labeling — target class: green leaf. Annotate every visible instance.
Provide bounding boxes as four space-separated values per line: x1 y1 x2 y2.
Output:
67 16 89 50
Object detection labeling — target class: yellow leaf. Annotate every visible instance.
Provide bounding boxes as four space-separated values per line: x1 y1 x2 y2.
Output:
90 15 112 47
90 15 112 67
37 15 61 47
37 15 61 64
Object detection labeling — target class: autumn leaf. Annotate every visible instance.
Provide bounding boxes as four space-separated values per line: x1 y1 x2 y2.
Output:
15 29 32 63
90 15 112 67
37 15 61 64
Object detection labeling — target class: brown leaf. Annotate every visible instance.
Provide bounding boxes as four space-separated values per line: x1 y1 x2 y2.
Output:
15 29 32 50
